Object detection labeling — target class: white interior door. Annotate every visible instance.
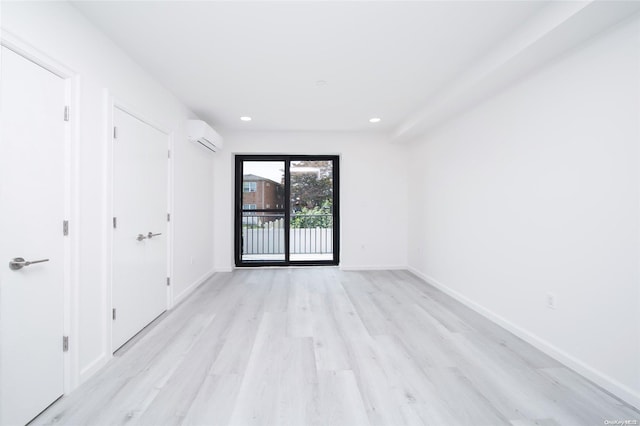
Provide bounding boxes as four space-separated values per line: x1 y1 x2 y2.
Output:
0 46 67 425
112 107 168 351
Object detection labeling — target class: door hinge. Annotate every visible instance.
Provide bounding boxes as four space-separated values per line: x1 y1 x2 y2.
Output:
168 150 171 159
64 106 70 122
113 217 117 229
167 277 171 286
167 213 171 222
63 336 69 352
63 220 69 236
112 308 116 320
113 126 118 139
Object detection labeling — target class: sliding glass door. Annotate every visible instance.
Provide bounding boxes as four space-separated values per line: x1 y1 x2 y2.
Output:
235 155 339 266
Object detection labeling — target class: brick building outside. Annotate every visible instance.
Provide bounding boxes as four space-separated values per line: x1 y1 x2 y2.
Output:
242 174 284 211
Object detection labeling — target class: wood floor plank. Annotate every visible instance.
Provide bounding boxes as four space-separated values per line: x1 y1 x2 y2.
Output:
510 418 562 426
227 313 318 426
262 269 290 313
209 274 273 375
341 272 394 336
371 334 457 425
182 374 243 426
311 308 352 371
286 271 314 338
341 336 409 426
133 316 224 425
33 268 639 426
316 370 370 426
539 367 640 422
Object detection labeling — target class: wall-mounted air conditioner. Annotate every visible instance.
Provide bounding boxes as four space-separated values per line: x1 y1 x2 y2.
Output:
187 119 223 152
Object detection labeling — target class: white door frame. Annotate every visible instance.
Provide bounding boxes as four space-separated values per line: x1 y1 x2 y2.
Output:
0 30 80 392
104 93 174 354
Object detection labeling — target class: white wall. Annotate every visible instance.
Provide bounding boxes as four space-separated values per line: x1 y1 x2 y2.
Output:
1 2 215 386
213 132 408 271
407 16 640 407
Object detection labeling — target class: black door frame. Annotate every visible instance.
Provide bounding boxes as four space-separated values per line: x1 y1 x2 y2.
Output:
234 154 340 267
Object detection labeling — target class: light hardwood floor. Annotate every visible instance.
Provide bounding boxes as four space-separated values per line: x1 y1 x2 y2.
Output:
35 268 639 426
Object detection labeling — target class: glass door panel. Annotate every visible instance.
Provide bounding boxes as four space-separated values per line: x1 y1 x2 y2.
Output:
289 160 334 261
240 161 286 263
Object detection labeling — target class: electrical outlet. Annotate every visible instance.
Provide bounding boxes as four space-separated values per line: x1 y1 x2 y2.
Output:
546 293 556 309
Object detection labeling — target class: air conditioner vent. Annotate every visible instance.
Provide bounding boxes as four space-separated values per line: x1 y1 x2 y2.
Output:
187 120 223 152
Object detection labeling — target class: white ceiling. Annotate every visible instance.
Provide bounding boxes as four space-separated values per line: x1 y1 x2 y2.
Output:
71 1 552 134
74 1 544 131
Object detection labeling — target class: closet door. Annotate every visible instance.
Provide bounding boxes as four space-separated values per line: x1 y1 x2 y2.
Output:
112 107 168 350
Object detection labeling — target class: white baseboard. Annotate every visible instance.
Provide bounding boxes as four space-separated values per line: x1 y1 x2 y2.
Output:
406 266 640 410
78 353 109 385
340 264 408 271
173 269 216 306
213 266 234 273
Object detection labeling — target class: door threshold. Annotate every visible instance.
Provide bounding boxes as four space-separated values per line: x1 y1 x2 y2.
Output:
234 264 339 270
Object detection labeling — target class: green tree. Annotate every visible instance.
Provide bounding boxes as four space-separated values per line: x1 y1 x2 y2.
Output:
290 199 333 229
290 160 333 211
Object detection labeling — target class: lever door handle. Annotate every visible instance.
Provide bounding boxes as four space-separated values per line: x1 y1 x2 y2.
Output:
136 234 147 241
9 257 50 271
147 232 162 239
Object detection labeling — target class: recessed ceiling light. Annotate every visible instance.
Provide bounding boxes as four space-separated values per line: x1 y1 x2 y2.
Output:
240 116 252 122
316 80 328 87
369 117 381 123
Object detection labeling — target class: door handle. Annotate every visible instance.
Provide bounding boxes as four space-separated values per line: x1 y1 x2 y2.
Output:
9 257 50 271
147 232 162 239
136 234 147 241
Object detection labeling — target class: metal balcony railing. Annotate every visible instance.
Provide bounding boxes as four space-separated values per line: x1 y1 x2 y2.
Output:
242 213 333 255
